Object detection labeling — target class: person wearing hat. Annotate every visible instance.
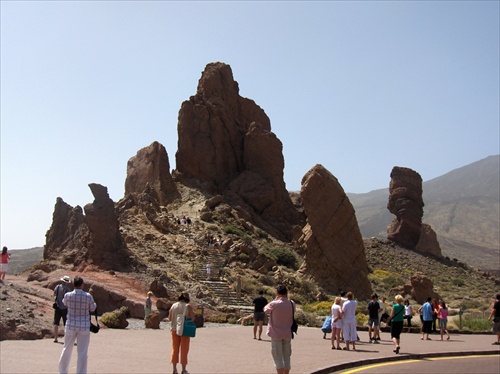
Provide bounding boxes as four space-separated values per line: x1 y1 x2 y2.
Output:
53 276 72 343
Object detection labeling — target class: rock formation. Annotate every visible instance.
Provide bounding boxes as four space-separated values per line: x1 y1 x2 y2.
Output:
44 197 89 264
416 223 442 257
297 164 372 299
387 167 424 249
409 272 440 304
125 141 179 206
45 184 132 270
174 62 301 240
84 183 130 270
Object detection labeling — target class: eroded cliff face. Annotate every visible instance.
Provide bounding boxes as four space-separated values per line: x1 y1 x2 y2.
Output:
125 141 179 206
298 164 372 299
387 166 424 249
174 62 300 240
45 184 132 270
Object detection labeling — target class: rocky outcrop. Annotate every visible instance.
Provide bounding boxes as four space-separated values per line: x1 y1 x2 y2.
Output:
44 198 90 264
387 167 424 249
125 141 179 206
409 272 440 304
84 184 131 270
297 164 372 299
416 223 442 257
174 62 301 240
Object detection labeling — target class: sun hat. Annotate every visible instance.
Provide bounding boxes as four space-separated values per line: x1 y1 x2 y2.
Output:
61 275 71 283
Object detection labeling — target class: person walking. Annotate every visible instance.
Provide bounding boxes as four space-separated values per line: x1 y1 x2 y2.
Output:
53 276 72 343
367 293 382 343
0 246 11 280
169 292 195 374
431 298 440 333
437 300 451 341
58 276 97 374
341 292 358 351
252 290 268 340
387 295 405 354
420 297 434 340
487 293 500 345
264 285 294 374
330 297 343 350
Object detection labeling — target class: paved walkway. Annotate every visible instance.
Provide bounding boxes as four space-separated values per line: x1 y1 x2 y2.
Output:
1 323 499 373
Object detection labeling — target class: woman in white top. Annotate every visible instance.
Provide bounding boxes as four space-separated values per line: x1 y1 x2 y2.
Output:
330 297 343 350
169 293 196 374
404 299 413 332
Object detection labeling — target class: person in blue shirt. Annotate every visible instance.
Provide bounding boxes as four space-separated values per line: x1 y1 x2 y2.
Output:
419 297 434 340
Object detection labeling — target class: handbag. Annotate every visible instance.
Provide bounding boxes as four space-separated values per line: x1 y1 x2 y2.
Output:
89 310 100 334
176 302 196 337
182 317 197 337
290 301 298 339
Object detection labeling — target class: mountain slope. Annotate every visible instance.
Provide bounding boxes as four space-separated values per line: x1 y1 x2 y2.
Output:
349 155 500 272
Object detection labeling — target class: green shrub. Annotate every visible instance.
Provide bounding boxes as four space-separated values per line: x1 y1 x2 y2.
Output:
303 301 331 316
223 225 245 237
460 315 491 331
261 247 298 269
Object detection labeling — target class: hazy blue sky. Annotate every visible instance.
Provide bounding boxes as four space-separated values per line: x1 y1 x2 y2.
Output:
1 1 499 249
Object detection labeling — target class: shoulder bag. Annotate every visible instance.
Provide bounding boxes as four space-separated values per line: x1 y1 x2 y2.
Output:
290 300 298 339
176 303 196 337
90 309 100 333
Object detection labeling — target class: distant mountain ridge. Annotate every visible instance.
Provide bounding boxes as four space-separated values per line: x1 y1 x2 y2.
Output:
349 155 500 272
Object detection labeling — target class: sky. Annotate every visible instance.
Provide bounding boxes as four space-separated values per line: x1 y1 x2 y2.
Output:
1 1 499 249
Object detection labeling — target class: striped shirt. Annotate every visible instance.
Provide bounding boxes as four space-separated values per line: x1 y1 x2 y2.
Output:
63 289 97 331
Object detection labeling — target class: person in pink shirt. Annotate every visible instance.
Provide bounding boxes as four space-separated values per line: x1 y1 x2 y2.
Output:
0 246 11 280
437 300 450 341
264 285 295 374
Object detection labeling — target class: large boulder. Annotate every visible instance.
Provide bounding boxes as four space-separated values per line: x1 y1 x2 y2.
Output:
297 164 372 299
410 272 440 304
125 141 179 205
387 167 424 249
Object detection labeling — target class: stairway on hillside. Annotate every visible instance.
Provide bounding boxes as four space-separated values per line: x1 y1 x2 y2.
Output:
193 249 252 312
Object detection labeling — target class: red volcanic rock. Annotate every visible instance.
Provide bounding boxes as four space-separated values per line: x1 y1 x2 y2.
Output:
387 167 424 249
125 141 178 206
175 62 300 240
44 197 90 264
410 272 440 304
416 223 442 257
175 62 270 192
297 164 372 299
84 184 131 270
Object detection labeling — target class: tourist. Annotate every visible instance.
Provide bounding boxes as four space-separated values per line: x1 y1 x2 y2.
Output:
0 246 11 280
206 263 211 279
169 292 196 374
367 293 382 343
487 293 500 345
377 296 387 339
58 276 97 374
252 290 268 340
403 299 413 333
236 275 242 299
144 291 153 320
330 297 343 350
53 276 72 343
388 295 405 354
341 292 358 351
437 300 450 340
264 285 294 374
420 297 434 340
432 298 440 333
